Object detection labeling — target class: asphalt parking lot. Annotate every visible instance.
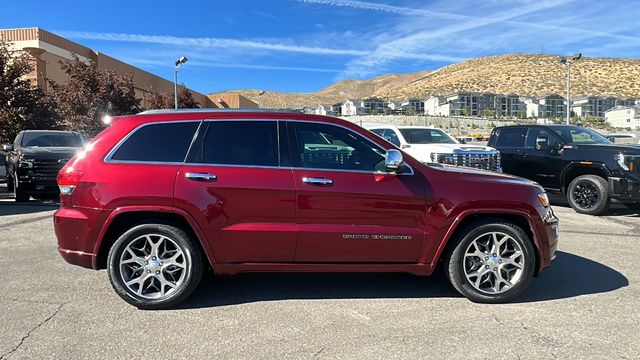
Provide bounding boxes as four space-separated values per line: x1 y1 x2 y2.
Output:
0 184 638 359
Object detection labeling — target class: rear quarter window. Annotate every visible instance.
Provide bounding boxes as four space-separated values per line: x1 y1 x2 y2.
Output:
110 121 199 162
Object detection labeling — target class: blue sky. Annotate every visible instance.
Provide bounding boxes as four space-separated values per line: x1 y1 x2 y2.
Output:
1 0 639 94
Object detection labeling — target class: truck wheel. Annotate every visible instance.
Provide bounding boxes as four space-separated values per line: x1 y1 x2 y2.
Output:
14 173 29 202
444 221 535 303
567 175 609 215
107 223 204 310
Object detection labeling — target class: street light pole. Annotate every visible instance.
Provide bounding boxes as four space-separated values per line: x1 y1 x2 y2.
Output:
559 53 582 125
258 90 266 108
174 56 188 109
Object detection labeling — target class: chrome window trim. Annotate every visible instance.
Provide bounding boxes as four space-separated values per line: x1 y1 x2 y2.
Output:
104 120 203 164
103 118 414 176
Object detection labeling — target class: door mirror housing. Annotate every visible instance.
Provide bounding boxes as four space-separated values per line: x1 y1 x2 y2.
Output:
2 144 13 152
385 149 403 172
535 136 549 150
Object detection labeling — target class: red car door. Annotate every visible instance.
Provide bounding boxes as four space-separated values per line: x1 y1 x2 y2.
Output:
288 121 427 263
174 119 297 263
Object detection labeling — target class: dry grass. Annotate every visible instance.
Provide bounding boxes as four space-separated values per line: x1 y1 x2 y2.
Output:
210 54 640 108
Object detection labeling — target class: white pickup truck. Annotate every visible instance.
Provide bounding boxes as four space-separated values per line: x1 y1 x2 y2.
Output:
366 124 502 172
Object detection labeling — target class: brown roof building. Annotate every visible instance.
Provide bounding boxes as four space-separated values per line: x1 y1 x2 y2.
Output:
0 27 257 109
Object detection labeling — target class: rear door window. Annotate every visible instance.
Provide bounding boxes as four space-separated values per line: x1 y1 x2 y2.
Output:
382 129 401 147
197 120 279 167
495 127 527 147
110 121 199 162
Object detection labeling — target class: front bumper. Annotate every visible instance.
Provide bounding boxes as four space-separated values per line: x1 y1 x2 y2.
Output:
539 206 559 272
608 176 640 202
16 167 60 194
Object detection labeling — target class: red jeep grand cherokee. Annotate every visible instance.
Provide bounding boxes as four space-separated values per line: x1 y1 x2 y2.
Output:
54 109 558 309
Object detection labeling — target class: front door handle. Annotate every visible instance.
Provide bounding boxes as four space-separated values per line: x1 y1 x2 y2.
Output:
302 177 333 185
185 172 217 182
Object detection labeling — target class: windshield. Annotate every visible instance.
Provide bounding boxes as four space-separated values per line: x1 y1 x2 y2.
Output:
551 126 611 145
21 132 84 148
399 128 457 144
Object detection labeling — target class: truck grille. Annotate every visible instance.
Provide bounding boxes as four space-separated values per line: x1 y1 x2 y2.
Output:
431 151 502 172
30 159 67 181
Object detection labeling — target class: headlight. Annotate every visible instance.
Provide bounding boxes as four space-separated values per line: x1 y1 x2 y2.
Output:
616 153 638 172
616 153 628 170
537 192 550 208
18 156 34 168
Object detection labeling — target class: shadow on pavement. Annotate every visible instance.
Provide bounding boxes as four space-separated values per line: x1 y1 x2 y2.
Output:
549 194 639 217
178 251 627 309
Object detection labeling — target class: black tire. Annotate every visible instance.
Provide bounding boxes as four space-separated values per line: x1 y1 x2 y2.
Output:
14 173 29 202
107 223 204 310
567 175 610 215
444 220 536 303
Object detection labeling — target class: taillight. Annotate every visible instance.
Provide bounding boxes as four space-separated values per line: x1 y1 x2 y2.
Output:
57 168 84 195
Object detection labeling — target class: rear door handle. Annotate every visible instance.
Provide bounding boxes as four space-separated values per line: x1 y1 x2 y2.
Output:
302 177 333 185
185 172 217 182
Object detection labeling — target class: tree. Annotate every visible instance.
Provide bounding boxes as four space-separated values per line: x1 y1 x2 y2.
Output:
144 86 200 110
0 40 59 143
48 57 141 136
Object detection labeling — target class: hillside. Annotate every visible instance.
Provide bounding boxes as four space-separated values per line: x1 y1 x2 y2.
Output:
209 70 431 108
377 54 640 100
210 54 640 108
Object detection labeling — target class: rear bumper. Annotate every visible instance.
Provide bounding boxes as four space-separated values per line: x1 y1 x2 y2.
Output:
54 206 107 269
609 176 640 202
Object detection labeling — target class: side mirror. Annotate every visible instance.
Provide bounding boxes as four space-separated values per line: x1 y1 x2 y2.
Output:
2 144 13 152
535 136 549 150
606 136 616 143
385 149 403 172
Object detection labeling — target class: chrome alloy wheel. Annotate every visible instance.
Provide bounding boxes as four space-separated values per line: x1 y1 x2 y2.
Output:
119 234 187 300
463 231 525 294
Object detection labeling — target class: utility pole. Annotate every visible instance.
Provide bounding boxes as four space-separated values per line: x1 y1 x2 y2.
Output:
559 53 582 125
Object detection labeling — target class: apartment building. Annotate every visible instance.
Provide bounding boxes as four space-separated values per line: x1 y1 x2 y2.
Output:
571 96 616 118
360 98 386 114
604 105 640 129
522 94 566 119
400 98 425 114
494 94 526 117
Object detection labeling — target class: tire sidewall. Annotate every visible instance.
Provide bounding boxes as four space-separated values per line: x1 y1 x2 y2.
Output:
567 175 609 215
448 222 536 303
107 224 201 309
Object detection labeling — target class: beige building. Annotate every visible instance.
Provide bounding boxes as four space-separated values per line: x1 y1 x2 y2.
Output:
605 105 640 129
1 27 257 109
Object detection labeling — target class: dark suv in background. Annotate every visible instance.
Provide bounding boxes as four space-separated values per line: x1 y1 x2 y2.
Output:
3 130 84 201
489 124 640 215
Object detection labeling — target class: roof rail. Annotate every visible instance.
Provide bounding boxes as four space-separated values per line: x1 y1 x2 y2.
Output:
138 108 303 115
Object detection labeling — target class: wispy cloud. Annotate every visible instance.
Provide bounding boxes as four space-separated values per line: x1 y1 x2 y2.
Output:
54 30 369 56
297 0 640 43
337 0 576 77
126 58 341 73
297 0 471 21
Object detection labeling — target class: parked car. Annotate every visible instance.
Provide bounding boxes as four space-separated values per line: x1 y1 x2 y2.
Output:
488 124 640 215
3 130 85 201
366 125 501 172
54 109 558 309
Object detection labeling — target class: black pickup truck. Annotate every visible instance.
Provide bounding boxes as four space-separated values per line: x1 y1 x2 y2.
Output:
488 124 640 215
3 130 84 202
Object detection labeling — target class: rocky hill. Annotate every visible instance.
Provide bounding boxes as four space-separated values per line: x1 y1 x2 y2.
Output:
210 54 640 108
